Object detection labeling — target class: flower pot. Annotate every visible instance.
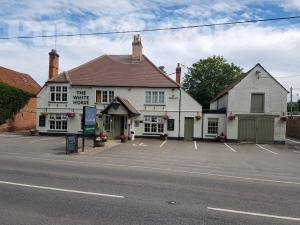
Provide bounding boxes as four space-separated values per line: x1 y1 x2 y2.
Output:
95 141 105 147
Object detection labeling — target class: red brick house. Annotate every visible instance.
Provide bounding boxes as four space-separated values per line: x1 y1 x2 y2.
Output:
0 66 41 131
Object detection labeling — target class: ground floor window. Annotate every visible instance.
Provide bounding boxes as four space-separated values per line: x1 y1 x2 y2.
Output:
49 114 68 131
144 116 164 133
208 118 218 134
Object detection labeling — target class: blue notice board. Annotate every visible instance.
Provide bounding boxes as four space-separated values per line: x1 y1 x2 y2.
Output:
84 106 97 126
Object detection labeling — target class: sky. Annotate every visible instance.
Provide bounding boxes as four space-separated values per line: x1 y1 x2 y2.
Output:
0 0 300 100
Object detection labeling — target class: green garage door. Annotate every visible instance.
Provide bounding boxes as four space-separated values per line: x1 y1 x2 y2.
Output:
239 117 274 144
239 118 256 142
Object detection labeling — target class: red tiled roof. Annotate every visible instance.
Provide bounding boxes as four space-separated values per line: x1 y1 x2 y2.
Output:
101 96 140 116
48 54 179 88
0 66 41 94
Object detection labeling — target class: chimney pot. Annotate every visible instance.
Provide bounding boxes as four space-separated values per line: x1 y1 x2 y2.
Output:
176 63 181 84
49 49 59 80
132 34 143 61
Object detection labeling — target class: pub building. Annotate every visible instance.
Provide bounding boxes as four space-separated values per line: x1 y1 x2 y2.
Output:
37 35 203 140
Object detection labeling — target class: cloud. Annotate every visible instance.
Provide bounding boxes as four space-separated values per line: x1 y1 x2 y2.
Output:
0 0 300 96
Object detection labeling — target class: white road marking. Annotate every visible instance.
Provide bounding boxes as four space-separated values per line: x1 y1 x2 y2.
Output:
4 154 300 186
194 141 198 150
160 140 167 148
207 207 300 222
139 143 144 146
286 138 300 144
256 144 278 155
0 180 124 199
294 151 300 154
224 143 236 152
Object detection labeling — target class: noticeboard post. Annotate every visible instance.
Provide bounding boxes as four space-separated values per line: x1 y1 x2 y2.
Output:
82 106 97 152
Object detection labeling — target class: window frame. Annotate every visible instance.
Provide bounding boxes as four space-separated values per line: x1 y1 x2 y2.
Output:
49 114 68 131
145 91 165 105
144 116 164 133
207 118 219 135
95 90 114 104
251 93 265 113
49 85 68 102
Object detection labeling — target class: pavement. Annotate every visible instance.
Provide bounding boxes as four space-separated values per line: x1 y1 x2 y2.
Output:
0 133 300 225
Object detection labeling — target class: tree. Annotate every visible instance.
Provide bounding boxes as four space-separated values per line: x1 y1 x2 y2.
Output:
158 66 167 75
182 56 242 109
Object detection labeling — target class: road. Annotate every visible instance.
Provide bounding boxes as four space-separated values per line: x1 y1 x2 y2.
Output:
0 135 300 224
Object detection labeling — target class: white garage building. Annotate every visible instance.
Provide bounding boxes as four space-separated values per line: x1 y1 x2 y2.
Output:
203 64 288 144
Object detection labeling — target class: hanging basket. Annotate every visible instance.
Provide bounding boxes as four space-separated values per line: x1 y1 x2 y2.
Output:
280 116 287 122
41 112 48 117
227 112 236 121
163 114 169 120
195 115 202 120
67 112 76 118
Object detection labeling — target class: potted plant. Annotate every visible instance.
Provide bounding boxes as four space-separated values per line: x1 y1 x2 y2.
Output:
67 112 76 118
95 136 105 147
29 129 39 136
120 134 128 143
99 132 108 142
216 132 226 143
160 133 168 140
280 116 287 122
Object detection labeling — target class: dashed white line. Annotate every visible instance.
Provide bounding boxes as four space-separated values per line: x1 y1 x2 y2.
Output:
207 207 300 222
224 143 236 152
194 141 198 150
0 180 124 199
286 138 300 144
256 144 278 155
160 140 167 148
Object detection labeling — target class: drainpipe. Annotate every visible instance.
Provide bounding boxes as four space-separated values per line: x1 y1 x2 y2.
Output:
178 88 182 140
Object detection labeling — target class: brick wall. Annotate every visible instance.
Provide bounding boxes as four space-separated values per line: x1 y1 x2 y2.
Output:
0 97 37 131
286 117 300 139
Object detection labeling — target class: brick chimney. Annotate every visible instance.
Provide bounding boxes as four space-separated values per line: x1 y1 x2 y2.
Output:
48 49 59 80
132 34 143 61
176 63 181 84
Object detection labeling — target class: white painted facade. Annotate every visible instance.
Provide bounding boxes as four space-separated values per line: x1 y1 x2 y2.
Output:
208 64 288 143
37 85 202 139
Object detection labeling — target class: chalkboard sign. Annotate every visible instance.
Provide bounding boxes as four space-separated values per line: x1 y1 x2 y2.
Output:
66 134 78 154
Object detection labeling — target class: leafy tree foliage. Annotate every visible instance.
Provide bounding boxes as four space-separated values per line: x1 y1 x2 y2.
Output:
182 56 242 108
158 66 167 74
0 82 33 125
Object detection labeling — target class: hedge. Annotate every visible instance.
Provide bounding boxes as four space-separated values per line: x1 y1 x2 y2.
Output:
0 82 33 125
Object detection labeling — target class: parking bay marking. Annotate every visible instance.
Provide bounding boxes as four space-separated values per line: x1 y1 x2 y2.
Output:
224 143 236 152
160 140 167 148
286 138 300 144
0 180 124 199
207 207 300 222
256 144 278 155
194 141 198 150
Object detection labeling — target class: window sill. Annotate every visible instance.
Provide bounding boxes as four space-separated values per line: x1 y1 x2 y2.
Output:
49 101 68 103
48 130 68 132
142 133 162 135
144 104 166 106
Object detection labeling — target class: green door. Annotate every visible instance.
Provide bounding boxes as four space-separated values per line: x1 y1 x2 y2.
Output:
256 118 274 144
239 118 256 142
184 117 194 141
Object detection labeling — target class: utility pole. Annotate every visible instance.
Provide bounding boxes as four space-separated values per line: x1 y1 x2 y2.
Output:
297 93 299 115
290 87 293 116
